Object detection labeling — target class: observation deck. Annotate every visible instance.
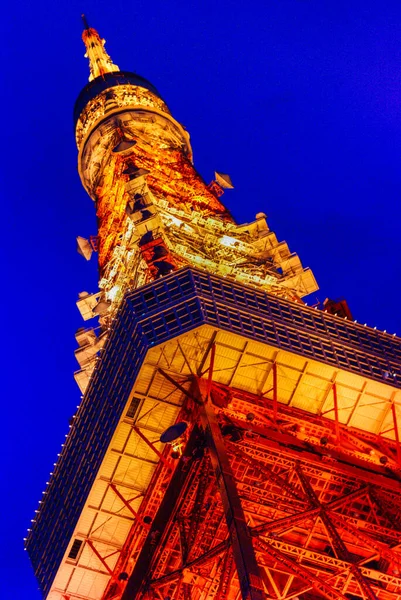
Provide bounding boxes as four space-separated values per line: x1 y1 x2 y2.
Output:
73 71 163 126
26 267 401 599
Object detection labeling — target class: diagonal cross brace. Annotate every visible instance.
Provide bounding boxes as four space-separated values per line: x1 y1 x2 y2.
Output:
121 425 203 599
295 463 378 600
195 377 265 600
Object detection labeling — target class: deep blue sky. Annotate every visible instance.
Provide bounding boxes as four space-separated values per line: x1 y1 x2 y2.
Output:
2 1 401 598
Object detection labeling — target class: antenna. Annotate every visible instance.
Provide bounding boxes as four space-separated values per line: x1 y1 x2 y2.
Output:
160 422 188 443
81 14 90 30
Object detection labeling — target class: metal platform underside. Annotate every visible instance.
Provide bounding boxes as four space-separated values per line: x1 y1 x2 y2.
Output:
26 267 401 599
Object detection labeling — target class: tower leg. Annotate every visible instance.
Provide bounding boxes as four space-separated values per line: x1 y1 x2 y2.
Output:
121 425 202 599
195 377 265 600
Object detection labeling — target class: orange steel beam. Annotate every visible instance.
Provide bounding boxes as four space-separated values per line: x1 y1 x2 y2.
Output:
321 382 341 442
121 425 203 599
251 485 366 535
295 464 378 600
150 541 230 589
332 382 341 443
185 458 212 561
254 536 350 600
157 368 199 405
228 442 304 500
391 402 401 465
329 510 401 569
86 539 116 578
132 425 170 468
272 362 278 424
206 343 216 398
109 483 151 530
215 550 235 599
107 374 401 600
221 402 401 492
196 377 265 600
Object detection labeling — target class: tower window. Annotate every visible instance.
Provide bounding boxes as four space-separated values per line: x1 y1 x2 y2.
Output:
126 397 141 419
68 539 83 560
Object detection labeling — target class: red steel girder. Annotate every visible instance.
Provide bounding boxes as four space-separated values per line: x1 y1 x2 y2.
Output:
185 458 213 561
272 361 278 425
295 463 379 600
254 536 350 600
215 549 235 599
109 483 151 530
150 540 230 590
368 487 401 533
121 425 203 599
391 402 401 466
228 442 306 501
329 510 401 569
132 425 170 469
86 538 117 578
217 381 401 491
110 367 401 600
196 376 265 600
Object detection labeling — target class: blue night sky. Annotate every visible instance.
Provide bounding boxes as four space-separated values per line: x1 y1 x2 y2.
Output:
2 1 401 598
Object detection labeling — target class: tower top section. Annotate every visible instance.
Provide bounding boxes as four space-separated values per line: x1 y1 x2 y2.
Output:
81 15 120 81
74 20 175 149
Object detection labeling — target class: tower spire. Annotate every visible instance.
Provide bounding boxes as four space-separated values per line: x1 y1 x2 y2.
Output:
81 15 120 82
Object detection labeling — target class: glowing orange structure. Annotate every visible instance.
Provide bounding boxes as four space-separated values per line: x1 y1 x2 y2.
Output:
26 21 401 600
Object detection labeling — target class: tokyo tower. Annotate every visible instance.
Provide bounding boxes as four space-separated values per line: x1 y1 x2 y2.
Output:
26 20 401 600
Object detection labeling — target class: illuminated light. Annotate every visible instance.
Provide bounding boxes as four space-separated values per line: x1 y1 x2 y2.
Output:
166 215 183 227
219 235 238 248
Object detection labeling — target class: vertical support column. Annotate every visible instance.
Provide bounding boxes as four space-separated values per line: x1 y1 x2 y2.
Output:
195 377 265 600
272 362 278 424
121 425 202 600
86 539 115 577
109 483 150 530
391 402 401 465
132 425 170 468
332 382 341 443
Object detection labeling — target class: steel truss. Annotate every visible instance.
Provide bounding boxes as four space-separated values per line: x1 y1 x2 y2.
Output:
101 350 401 600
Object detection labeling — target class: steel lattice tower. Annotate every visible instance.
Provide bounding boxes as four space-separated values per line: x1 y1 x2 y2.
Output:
26 21 401 600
